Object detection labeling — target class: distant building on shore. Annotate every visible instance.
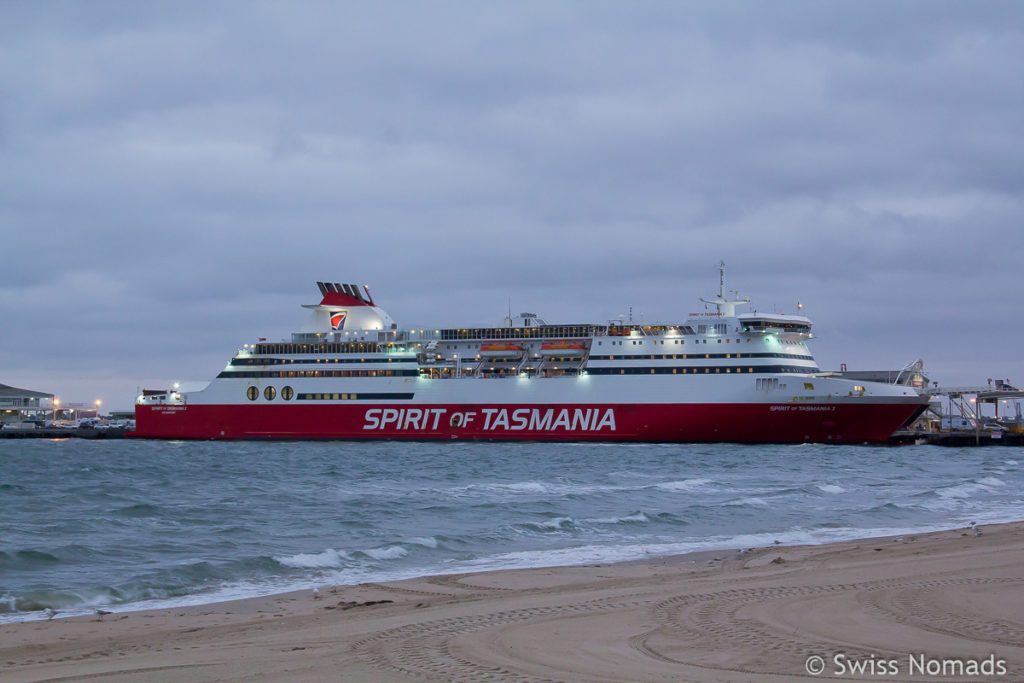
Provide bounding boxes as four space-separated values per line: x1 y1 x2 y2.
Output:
0 383 55 422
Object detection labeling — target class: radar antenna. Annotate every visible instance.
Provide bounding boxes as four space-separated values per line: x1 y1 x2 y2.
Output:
699 260 750 317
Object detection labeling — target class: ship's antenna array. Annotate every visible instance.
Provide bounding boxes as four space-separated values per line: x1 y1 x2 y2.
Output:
699 260 750 317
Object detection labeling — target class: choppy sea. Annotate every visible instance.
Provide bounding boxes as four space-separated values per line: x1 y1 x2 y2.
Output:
2 440 1021 622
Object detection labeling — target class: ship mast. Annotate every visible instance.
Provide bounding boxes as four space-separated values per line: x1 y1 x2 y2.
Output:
699 260 750 317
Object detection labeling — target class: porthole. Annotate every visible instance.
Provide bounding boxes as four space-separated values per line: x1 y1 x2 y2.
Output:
264 386 276 400
246 386 258 401
281 386 294 400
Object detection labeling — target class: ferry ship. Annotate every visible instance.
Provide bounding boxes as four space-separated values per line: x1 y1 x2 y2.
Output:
132 269 929 443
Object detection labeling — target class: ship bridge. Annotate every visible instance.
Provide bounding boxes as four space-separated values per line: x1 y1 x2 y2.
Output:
737 314 813 341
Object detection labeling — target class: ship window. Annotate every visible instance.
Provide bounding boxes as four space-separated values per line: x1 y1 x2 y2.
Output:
281 386 294 400
854 385 865 392
264 386 276 400
246 386 258 401
804 382 814 390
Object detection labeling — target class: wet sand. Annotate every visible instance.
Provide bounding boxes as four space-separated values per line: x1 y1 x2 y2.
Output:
3 522 1023 681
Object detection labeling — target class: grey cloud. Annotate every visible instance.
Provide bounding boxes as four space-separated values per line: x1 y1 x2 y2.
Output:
2 2 1022 407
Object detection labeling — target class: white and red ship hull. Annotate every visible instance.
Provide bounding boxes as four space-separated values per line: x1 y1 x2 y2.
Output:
135 400 924 443
130 276 930 444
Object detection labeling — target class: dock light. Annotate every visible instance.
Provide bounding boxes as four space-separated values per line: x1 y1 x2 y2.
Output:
95 399 102 415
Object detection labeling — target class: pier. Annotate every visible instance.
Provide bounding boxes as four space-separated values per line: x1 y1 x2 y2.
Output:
0 426 129 439
889 430 1024 446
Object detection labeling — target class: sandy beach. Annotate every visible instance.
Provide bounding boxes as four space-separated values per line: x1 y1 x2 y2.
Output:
3 522 1023 682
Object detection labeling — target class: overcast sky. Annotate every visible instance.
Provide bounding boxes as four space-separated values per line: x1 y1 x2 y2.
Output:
2 2 1023 410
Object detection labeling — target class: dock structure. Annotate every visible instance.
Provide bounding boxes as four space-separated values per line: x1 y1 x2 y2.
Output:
908 380 1024 446
0 426 128 439
890 429 1024 446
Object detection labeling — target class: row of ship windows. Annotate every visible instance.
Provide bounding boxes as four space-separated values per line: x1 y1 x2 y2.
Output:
441 326 597 340
585 365 819 375
598 338 745 346
251 336 810 358
254 342 382 355
588 352 813 361
233 365 819 383
245 386 415 401
223 369 417 379
233 356 416 366
441 338 808 353
234 352 810 366
438 325 726 340
248 385 295 401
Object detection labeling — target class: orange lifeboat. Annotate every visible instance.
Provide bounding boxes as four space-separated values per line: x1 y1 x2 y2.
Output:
479 343 525 359
539 341 586 357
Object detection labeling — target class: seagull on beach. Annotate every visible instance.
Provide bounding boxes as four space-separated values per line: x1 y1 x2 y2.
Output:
95 609 112 620
312 587 321 600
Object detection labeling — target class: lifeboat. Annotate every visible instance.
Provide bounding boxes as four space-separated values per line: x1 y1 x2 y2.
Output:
539 341 586 357
479 343 525 359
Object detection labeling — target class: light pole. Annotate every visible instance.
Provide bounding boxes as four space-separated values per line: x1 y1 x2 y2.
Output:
95 399 102 418
53 398 60 422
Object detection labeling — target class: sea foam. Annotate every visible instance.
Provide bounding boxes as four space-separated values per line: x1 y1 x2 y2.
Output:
275 549 350 569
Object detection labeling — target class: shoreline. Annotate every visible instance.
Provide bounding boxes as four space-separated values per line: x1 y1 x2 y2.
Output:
4 522 1023 681
2 517 993 626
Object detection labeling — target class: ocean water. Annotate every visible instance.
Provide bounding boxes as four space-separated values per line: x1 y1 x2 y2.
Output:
2 439 1021 622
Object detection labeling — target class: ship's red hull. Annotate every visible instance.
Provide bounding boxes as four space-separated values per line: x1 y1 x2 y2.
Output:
130 401 925 444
